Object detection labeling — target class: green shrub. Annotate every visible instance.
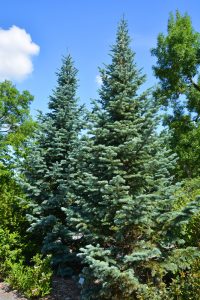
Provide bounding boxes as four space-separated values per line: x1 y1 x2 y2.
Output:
0 228 22 275
174 177 200 210
167 178 200 299
174 177 200 246
0 166 29 235
6 254 52 298
0 228 52 298
169 259 200 299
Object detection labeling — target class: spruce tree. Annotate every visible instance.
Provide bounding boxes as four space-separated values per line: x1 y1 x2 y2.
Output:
74 20 200 299
23 55 83 276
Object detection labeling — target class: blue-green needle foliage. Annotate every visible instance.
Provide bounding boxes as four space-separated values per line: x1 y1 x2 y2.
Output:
75 20 200 299
23 55 83 276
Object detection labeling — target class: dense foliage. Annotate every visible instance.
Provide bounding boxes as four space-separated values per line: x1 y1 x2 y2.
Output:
0 228 52 298
169 177 200 299
152 11 200 179
0 81 52 298
0 11 200 300
72 19 200 299
0 81 36 170
23 55 83 277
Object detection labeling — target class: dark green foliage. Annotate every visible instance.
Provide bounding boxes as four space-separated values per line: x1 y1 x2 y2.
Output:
169 259 200 299
0 228 52 298
151 10 200 107
152 11 200 179
0 80 36 169
163 114 200 179
0 166 28 235
6 254 52 298
165 181 200 300
0 80 34 136
0 81 52 298
161 114 200 180
0 80 40 259
23 55 83 276
173 177 200 246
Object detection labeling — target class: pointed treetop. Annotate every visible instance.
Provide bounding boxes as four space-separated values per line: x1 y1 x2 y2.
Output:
56 54 78 87
48 54 78 113
99 18 146 116
114 17 130 49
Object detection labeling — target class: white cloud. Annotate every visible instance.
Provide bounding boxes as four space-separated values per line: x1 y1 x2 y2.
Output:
95 74 103 86
0 25 40 81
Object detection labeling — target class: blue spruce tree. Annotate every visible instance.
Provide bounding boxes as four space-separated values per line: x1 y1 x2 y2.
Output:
74 20 200 299
23 55 83 276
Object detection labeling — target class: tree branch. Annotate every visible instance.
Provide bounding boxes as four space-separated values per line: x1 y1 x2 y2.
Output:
190 78 200 92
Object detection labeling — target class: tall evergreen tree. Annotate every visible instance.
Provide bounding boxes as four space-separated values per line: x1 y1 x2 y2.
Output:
23 55 83 276
74 20 200 299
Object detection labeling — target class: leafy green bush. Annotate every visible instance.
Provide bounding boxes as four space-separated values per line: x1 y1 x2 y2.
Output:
0 166 29 234
0 165 52 298
174 177 200 210
169 259 200 299
0 166 42 260
6 254 52 298
166 178 200 299
173 177 200 246
0 228 52 298
0 228 22 275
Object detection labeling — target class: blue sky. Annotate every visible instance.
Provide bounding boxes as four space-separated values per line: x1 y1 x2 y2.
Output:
0 0 199 116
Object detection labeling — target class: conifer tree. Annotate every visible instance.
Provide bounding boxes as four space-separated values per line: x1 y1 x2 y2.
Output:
74 20 200 299
23 55 83 276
